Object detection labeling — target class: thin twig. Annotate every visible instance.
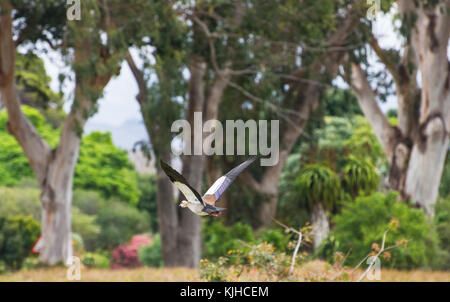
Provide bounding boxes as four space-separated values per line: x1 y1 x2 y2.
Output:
273 219 303 274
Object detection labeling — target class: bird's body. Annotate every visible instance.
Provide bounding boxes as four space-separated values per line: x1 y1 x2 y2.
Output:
160 156 258 217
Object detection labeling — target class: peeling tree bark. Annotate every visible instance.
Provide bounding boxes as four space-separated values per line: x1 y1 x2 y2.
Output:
349 0 450 216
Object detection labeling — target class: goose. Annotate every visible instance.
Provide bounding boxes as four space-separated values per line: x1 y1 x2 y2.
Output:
160 156 258 216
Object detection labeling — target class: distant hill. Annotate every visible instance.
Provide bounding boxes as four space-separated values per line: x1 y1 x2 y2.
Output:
85 119 147 150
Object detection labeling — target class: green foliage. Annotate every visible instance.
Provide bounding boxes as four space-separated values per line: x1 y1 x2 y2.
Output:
0 106 59 186
200 242 293 282
295 164 342 212
73 191 150 250
71 207 100 249
0 109 140 205
342 156 379 197
320 192 440 269
138 234 163 268
81 252 111 269
258 229 292 253
278 154 310 227
343 116 386 169
15 52 63 111
199 257 229 282
21 256 45 270
202 220 254 260
322 88 362 117
136 174 158 232
0 187 41 220
0 215 40 270
439 153 450 197
75 131 141 205
434 196 450 269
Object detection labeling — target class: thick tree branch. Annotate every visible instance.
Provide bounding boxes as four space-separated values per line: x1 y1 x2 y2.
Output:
0 4 51 184
349 64 400 159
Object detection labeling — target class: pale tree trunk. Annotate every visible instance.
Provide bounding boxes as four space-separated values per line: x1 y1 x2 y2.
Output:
1 4 113 264
311 203 329 250
156 152 179 266
175 55 206 267
349 0 450 216
127 50 231 267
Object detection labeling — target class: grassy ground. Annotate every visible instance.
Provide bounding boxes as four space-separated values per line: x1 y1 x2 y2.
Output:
1 261 449 282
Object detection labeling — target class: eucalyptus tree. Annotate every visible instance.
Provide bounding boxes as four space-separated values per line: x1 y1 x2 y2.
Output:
348 0 450 215
202 0 370 225
0 0 150 264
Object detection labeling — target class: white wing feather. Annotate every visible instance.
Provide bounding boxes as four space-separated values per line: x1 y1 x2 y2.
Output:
174 181 202 204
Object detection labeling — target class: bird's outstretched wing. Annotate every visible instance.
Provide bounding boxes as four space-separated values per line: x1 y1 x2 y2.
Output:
203 156 258 205
160 160 204 205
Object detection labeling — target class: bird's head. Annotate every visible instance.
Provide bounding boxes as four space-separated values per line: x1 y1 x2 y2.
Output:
180 200 189 208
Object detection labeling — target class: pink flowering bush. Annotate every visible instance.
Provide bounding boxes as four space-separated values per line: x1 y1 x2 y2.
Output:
111 234 151 269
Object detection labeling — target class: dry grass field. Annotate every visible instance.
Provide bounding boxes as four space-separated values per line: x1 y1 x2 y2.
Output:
0 261 448 282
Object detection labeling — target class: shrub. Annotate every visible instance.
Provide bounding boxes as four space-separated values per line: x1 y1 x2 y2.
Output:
137 174 158 233
0 215 40 269
200 242 293 282
202 220 254 259
258 228 292 252
434 196 450 269
21 256 45 270
319 192 440 269
0 261 6 275
81 252 111 269
138 234 163 267
0 187 41 221
73 190 151 250
75 132 141 205
94 202 150 250
111 234 151 269
71 207 100 250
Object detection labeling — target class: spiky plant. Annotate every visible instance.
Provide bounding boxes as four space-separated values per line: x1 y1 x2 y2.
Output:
296 164 342 213
342 156 379 198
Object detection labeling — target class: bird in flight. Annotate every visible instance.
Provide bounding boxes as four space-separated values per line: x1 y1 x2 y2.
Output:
160 156 258 217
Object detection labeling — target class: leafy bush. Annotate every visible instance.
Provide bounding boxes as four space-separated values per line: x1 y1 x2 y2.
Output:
200 242 293 282
138 234 163 267
75 132 141 205
73 190 151 250
22 256 45 270
0 187 41 221
0 215 40 269
0 261 6 275
111 234 151 269
94 202 150 250
202 220 254 259
136 174 158 232
434 196 450 269
319 192 440 269
81 252 111 269
258 228 292 252
71 208 100 250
